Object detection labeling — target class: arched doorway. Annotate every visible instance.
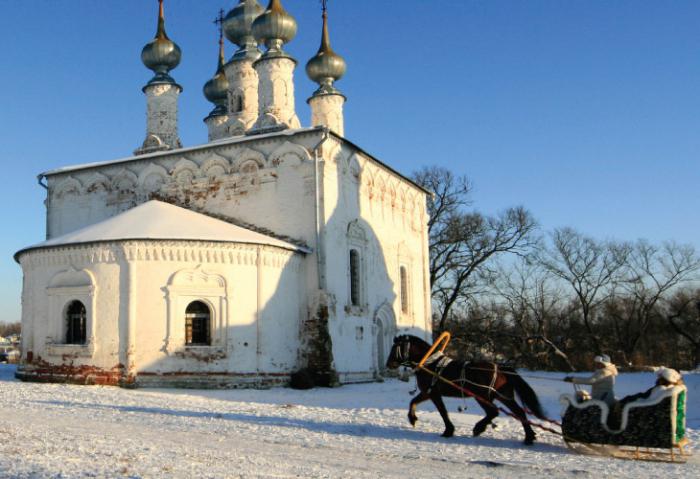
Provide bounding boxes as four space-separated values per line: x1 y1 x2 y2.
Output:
373 303 396 376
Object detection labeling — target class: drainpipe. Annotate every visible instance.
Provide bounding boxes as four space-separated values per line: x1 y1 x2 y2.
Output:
311 127 330 291
37 174 50 240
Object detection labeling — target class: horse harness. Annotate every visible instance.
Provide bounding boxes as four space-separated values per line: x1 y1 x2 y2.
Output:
421 351 506 402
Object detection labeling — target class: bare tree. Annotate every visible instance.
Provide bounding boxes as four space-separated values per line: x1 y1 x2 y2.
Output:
539 228 629 352
412 166 540 334
666 288 700 368
608 241 700 364
412 166 472 290
494 258 577 370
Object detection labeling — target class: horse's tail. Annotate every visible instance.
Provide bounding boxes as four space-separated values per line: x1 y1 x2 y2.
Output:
503 367 546 419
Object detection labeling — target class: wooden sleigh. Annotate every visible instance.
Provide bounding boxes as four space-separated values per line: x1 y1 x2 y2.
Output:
560 385 690 462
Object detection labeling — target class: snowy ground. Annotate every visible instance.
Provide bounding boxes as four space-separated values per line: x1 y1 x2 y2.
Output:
0 365 697 478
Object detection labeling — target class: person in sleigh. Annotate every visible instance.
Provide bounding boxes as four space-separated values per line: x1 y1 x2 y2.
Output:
564 354 618 407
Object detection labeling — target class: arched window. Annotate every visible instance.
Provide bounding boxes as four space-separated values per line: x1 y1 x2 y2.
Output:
65 300 87 345
349 249 361 306
185 301 211 346
399 266 409 314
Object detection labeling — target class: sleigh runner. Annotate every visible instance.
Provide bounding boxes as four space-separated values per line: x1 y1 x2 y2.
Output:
560 384 689 462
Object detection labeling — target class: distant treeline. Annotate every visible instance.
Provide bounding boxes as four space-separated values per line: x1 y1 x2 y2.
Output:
414 166 700 371
0 322 21 338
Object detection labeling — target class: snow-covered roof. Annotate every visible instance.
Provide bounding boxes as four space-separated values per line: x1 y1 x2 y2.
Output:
15 200 308 260
40 127 322 177
38 127 431 196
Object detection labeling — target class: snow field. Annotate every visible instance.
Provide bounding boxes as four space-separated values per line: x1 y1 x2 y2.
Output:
0 365 697 478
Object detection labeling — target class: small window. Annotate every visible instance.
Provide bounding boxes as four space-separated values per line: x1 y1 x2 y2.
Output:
349 249 361 306
400 266 409 314
231 94 243 113
185 301 211 346
65 300 87 345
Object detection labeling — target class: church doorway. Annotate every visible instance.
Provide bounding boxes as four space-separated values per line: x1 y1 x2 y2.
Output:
373 304 396 376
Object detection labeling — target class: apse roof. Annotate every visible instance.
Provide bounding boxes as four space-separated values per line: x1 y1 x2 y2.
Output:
15 200 308 261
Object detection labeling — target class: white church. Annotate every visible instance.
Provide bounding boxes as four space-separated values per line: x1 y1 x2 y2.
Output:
15 0 432 388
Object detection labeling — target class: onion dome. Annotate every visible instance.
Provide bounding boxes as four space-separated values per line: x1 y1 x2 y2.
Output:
141 0 182 87
223 0 264 61
204 34 230 118
252 0 297 57
306 7 346 97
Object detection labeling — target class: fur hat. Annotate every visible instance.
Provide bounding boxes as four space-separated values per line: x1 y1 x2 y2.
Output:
594 354 611 366
656 367 681 384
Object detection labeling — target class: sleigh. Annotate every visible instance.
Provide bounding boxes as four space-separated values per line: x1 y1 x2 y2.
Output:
559 385 689 462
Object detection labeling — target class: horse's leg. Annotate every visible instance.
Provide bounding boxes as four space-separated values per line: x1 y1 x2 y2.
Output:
500 397 536 445
408 390 429 427
429 392 455 437
472 398 499 438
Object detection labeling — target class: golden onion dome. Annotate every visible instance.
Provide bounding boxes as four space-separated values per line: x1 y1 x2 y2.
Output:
223 0 264 60
204 37 230 116
306 9 346 95
252 0 297 56
141 0 181 86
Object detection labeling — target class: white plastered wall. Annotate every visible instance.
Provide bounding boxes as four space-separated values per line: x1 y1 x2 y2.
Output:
18 241 305 385
39 130 431 384
319 139 432 382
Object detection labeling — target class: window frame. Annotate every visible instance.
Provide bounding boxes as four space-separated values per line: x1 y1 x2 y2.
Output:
65 300 87 345
185 300 212 346
163 267 229 355
346 221 368 316
46 268 97 358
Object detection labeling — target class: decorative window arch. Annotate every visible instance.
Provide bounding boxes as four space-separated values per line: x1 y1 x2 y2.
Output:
111 169 138 193
171 158 200 186
346 220 368 315
163 266 229 353
138 164 169 195
84 172 111 194
201 155 231 181
53 176 83 199
269 141 311 168
46 268 97 357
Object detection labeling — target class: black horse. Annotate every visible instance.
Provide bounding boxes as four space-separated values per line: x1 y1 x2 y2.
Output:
386 335 546 445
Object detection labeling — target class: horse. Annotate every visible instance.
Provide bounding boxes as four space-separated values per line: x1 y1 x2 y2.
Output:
386 334 546 445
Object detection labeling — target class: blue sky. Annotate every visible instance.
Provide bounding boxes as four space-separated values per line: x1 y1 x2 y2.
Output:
0 0 699 323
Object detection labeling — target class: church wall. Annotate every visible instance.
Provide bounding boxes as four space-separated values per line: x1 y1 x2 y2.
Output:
17 246 124 384
129 242 304 386
319 140 432 381
44 132 324 253
16 241 306 387
36 130 431 385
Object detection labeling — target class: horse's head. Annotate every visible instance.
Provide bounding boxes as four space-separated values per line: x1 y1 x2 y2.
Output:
386 335 429 369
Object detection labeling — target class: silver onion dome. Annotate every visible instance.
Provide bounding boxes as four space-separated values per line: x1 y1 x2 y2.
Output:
306 9 346 96
223 0 264 60
252 0 297 57
204 37 230 117
141 0 182 86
